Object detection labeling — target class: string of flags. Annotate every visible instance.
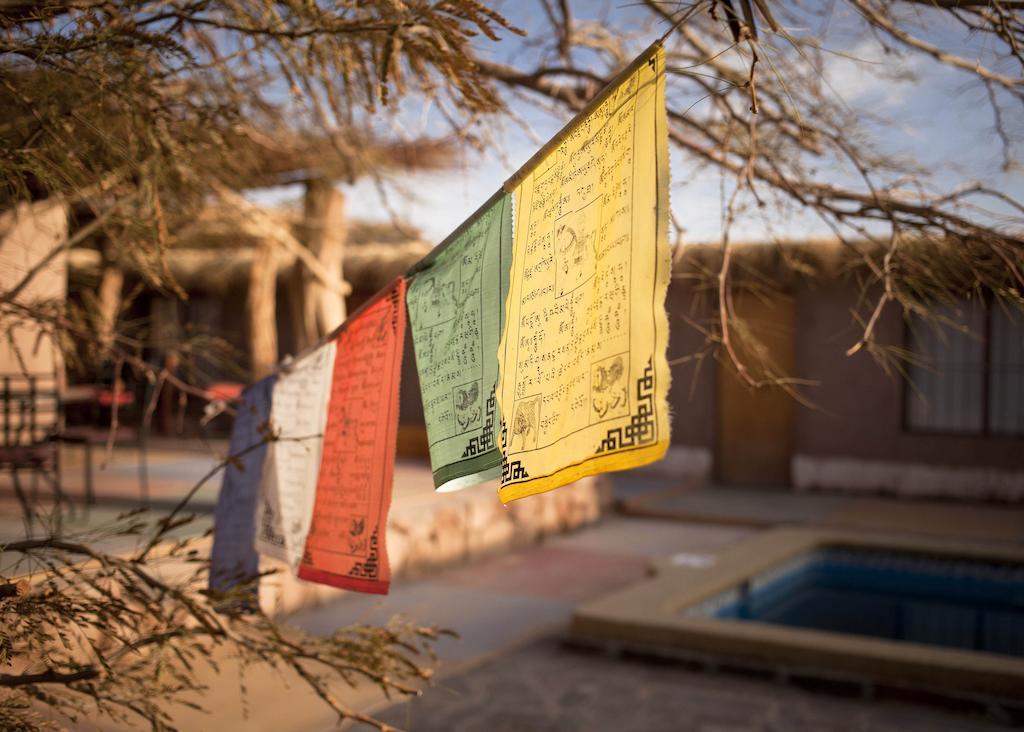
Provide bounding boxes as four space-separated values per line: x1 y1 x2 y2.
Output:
210 42 671 597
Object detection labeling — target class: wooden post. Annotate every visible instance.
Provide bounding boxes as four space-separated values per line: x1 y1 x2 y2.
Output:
302 178 347 338
247 239 279 380
96 244 124 355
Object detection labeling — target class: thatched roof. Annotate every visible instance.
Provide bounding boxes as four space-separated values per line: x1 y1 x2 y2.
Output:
221 128 458 189
69 239 430 294
672 238 856 290
68 202 431 294
672 236 1020 297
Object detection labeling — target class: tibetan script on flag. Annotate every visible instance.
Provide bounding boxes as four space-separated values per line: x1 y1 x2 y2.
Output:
497 45 671 502
254 342 336 568
210 375 274 596
407 194 512 492
298 278 406 594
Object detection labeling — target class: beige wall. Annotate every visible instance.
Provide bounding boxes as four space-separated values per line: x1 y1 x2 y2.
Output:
0 200 68 376
0 200 68 444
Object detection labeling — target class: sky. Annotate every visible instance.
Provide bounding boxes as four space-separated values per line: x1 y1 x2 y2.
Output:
250 1 1024 248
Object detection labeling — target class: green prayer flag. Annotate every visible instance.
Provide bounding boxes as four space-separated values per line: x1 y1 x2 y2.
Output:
407 194 512 492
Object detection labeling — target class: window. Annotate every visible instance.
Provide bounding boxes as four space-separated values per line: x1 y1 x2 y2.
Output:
905 301 1024 436
990 306 1024 435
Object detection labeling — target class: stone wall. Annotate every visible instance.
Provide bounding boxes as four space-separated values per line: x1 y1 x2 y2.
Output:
259 474 613 616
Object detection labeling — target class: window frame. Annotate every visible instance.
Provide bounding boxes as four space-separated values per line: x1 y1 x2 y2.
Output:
901 297 1022 438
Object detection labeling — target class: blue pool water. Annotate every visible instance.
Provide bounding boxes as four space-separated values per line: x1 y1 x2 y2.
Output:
697 548 1024 658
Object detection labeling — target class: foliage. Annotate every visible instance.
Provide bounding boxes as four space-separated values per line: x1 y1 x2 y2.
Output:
1 0 518 200
1 0 522 373
1 459 450 731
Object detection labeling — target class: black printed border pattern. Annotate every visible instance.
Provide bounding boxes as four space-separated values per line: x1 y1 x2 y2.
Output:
461 387 496 458
596 357 656 454
349 529 380 579
499 417 530 482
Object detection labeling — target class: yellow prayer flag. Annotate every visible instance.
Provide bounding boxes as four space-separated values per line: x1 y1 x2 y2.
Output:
497 45 671 502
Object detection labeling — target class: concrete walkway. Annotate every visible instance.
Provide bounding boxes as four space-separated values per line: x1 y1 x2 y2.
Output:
376 635 1014 732
0 443 225 578
0 442 222 542
9 447 1024 730
17 505 1019 731
125 517 757 731
156 516 1014 732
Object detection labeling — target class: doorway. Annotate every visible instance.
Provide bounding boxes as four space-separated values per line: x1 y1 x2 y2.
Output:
715 291 796 485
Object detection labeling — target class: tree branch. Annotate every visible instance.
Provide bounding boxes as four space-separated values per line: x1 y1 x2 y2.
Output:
1 668 100 688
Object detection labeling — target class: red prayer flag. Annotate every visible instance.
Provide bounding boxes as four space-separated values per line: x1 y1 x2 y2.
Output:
297 278 406 594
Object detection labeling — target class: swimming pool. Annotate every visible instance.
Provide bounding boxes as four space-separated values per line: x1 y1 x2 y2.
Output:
691 547 1024 658
572 529 1024 703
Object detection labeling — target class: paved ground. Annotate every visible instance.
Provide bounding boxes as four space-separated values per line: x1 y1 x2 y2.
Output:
0 443 223 576
0 440 225 515
7 447 1024 730
375 638 1013 732
0 443 441 556
137 517 753 731
123 515 1017 732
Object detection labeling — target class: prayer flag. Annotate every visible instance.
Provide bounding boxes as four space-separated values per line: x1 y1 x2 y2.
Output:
254 341 336 568
298 278 406 594
209 375 275 596
496 46 671 502
406 194 513 492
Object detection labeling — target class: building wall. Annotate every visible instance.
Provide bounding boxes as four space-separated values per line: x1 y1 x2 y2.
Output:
662 272 1024 500
792 279 1024 500
0 200 67 445
661 280 716 479
0 200 67 379
794 280 1016 465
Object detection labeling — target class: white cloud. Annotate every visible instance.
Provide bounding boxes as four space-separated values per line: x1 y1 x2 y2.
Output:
823 38 924 110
